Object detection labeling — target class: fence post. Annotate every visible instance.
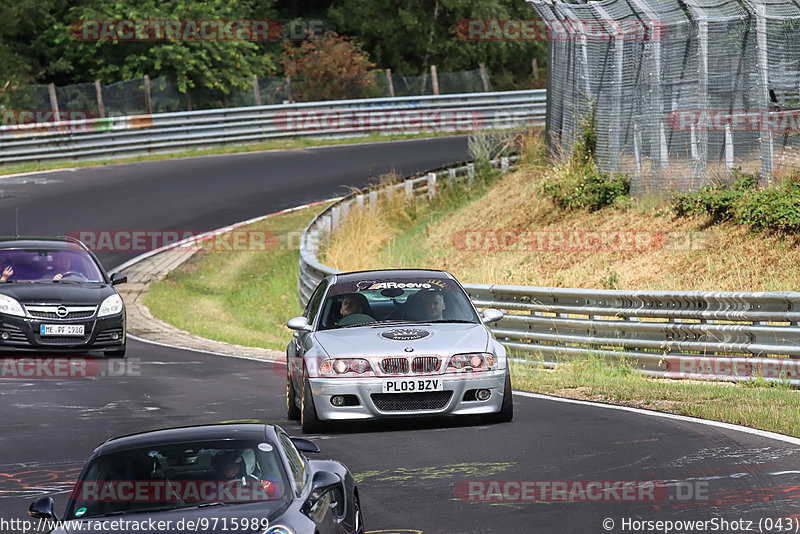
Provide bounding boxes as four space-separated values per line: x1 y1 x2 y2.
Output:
755 4 773 185
697 19 709 187
253 76 261 106
48 83 60 122
287 77 293 103
356 194 364 208
725 125 734 177
143 75 152 114
500 157 509 173
431 65 439 95
531 58 539 79
633 123 642 179
94 80 106 118
427 172 437 198
368 190 378 209
479 63 490 92
386 69 395 97
405 179 414 200
467 163 475 183
331 206 340 231
448 168 457 185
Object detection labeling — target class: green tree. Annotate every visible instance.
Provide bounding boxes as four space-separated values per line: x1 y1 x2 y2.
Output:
42 0 280 106
328 0 545 90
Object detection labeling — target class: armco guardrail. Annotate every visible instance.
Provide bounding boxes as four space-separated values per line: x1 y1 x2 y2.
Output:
0 90 545 164
298 159 800 385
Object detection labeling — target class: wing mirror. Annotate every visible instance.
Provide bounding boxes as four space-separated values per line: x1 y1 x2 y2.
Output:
110 273 127 285
287 316 312 332
290 436 320 454
481 308 504 324
29 496 58 520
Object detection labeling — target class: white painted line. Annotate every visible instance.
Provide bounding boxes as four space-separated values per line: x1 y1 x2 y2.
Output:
0 168 77 179
127 333 286 365
512 390 800 447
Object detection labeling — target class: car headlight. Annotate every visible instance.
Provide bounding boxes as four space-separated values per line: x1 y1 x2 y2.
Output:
97 294 124 317
0 294 25 317
263 526 293 534
447 352 496 372
319 358 373 376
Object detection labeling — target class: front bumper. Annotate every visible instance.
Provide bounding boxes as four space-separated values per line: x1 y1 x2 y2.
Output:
309 369 507 421
0 312 125 353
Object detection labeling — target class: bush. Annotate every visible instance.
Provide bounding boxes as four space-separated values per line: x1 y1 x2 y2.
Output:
280 31 375 102
539 103 630 211
671 170 800 233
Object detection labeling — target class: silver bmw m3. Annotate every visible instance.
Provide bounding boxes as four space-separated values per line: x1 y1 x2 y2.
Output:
285 269 512 433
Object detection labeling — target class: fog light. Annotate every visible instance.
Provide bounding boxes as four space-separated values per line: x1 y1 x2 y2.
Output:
330 395 345 407
1 331 8 340
476 389 491 401
111 332 120 340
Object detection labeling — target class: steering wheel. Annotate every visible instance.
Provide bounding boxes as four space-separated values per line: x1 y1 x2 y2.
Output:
59 271 88 280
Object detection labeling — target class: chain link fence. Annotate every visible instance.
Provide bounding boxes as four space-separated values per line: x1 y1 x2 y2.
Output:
528 0 800 194
1 68 492 125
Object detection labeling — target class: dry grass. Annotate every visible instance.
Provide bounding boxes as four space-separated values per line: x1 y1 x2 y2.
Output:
322 134 800 292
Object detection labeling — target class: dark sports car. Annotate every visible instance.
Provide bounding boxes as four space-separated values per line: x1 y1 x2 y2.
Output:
29 423 364 534
0 236 126 357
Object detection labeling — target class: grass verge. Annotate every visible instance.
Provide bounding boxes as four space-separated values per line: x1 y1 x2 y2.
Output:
143 203 329 351
0 131 466 177
510 355 800 437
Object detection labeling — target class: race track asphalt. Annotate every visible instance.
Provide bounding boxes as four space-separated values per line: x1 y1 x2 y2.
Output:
1 137 798 533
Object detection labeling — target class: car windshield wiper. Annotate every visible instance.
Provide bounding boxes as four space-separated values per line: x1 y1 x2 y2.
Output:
181 501 232 510
426 319 478 324
371 320 426 326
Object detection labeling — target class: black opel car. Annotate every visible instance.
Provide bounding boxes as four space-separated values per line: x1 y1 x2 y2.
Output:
0 236 126 357
29 423 364 534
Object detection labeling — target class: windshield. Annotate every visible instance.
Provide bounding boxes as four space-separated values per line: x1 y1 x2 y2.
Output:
0 249 104 283
65 439 290 519
318 276 479 330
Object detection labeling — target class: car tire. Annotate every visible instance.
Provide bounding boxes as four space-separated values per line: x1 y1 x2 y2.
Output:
286 364 300 421
487 369 513 423
105 345 126 358
301 368 324 434
353 494 364 534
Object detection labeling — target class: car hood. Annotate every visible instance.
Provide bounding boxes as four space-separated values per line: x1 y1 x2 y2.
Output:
0 282 114 305
314 322 490 357
57 501 290 534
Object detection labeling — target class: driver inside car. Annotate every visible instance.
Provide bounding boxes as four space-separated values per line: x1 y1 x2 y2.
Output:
420 291 447 321
336 293 375 326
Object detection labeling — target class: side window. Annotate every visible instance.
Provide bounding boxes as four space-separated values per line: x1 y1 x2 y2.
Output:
278 433 306 493
304 280 328 325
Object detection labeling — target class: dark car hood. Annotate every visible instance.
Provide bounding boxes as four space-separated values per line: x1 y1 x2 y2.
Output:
0 282 114 305
57 501 290 534
314 322 490 357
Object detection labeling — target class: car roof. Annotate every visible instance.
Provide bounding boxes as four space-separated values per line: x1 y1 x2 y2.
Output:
95 424 272 456
0 236 87 251
332 268 453 284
